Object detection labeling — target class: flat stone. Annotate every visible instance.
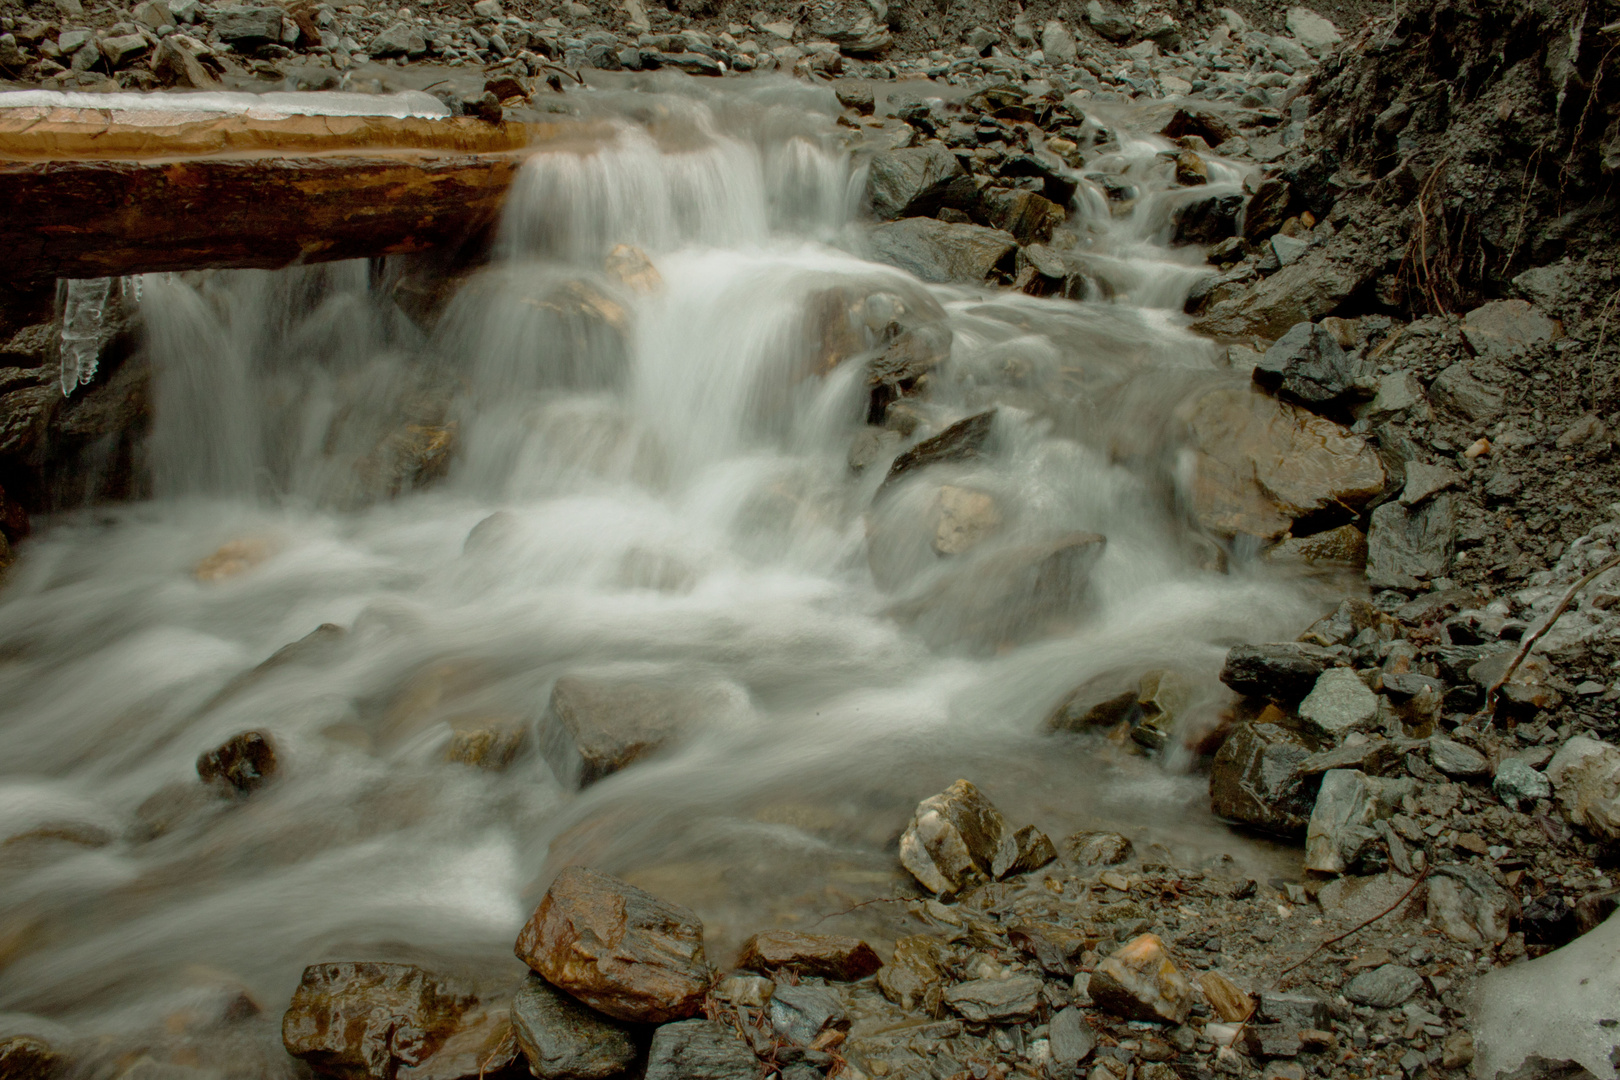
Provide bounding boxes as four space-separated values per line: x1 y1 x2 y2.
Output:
943 974 1043 1022
768 983 847 1045
281 962 476 1079
1008 921 1093 975
1257 991 1329 1029
210 3 283 44
866 218 1018 285
1461 299 1558 360
1220 643 1333 703
99 32 149 65
645 1020 758 1080
1400 462 1461 507
1090 933 1194 1024
1297 668 1378 737
510 976 636 1080
736 931 881 981
1270 234 1308 267
880 411 995 493
899 778 1017 895
1358 371 1428 424
1429 736 1489 779
1085 0 1133 41
1049 1006 1097 1067
1343 963 1422 1008
513 866 708 1024
371 20 427 56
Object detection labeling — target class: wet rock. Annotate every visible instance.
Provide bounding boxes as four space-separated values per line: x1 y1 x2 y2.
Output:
865 145 974 221
982 189 1066 246
196 730 278 794
1047 681 1140 733
513 866 709 1024
1297 668 1378 738
736 931 881 981
945 975 1043 1022
1174 191 1245 244
1199 972 1253 1022
1164 108 1238 147
1241 178 1292 244
879 411 995 494
1085 0 1133 42
1493 757 1552 807
899 778 1017 895
1460 300 1559 361
645 1020 758 1080
1575 888 1619 935
1426 865 1517 946
1253 322 1359 411
1304 769 1413 875
877 935 945 1011
397 1008 519 1080
1190 246 1376 342
867 218 1018 286
1343 964 1422 1008
1009 921 1092 975
1010 824 1058 874
932 485 1001 555
1209 718 1321 836
837 85 875 115
1366 496 1456 591
0 1035 67 1079
768 983 848 1045
541 674 728 788
509 975 635 1080
1428 736 1489 779
1176 152 1209 187
1090 933 1193 1024
281 962 476 1080
1267 524 1368 568
211 3 283 45
1180 386 1384 541
1219 643 1333 704
1049 1007 1097 1068
1545 736 1620 841
444 717 529 770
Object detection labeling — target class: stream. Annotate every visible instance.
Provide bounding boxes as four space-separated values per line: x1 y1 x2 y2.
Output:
0 75 1323 1075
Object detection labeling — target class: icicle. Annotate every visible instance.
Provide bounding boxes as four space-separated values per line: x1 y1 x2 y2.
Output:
58 277 116 397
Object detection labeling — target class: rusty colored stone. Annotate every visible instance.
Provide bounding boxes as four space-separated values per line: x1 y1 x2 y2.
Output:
396 1007 520 1080
281 962 476 1080
1090 933 1194 1025
876 935 945 1011
513 866 709 1024
736 931 882 981
1200 970 1254 1022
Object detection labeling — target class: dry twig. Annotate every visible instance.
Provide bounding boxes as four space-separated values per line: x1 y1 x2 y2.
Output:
1482 551 1620 719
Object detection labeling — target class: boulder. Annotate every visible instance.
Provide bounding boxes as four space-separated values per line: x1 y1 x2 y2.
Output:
865 145 975 221
867 218 1018 286
281 962 476 1080
736 931 881 980
509 976 636 1080
899 778 1017 895
1190 246 1377 342
982 188 1066 246
0 1036 67 1080
1343 964 1422 1008
645 1020 758 1080
1173 191 1244 245
1545 736 1620 841
1366 496 1456 591
1253 322 1359 410
196 730 278 794
877 935 945 1010
1426 865 1518 945
1267 524 1368 568
1297 668 1378 738
541 674 734 788
944 975 1043 1022
211 4 284 44
1304 769 1414 874
1219 642 1333 704
1009 824 1058 874
1209 718 1321 836
1460 300 1559 361
513 866 709 1024
1090 933 1193 1024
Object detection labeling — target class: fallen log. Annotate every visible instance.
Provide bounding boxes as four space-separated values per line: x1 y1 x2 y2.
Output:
0 104 602 281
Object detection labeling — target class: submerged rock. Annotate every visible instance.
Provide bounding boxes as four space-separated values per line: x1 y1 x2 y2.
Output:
396 1008 519 1080
513 866 709 1024
541 674 736 788
1064 830 1133 867
509 976 636 1080
281 962 476 1080
880 411 996 494
898 778 1017 895
645 1020 759 1080
1090 933 1193 1024
736 931 881 980
0 1035 67 1080
196 730 278 794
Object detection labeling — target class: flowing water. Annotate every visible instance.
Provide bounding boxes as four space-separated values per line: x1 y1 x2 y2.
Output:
0 76 1320 1073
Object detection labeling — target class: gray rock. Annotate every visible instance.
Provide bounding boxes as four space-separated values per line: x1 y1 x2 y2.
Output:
1219 642 1334 703
899 778 1016 895
210 4 283 44
510 976 637 1080
1253 321 1358 410
945 975 1043 1022
1460 299 1559 361
645 1020 758 1080
879 409 995 493
1049 1006 1096 1067
1512 262 1580 311
541 673 736 788
865 145 973 221
57 27 92 51
1209 720 1321 836
1284 7 1339 52
1494 756 1552 807
1297 668 1378 737
1041 19 1077 62
99 32 149 65
1304 769 1413 874
1085 0 1133 42
1256 990 1329 1029
371 20 427 56
1426 865 1517 945
1366 495 1456 591
1343 963 1422 1008
1270 234 1309 267
867 218 1018 285
1429 736 1489 779
768 984 847 1046
1400 462 1461 507
133 0 175 28
1430 362 1507 422
1546 736 1620 841
1358 371 1428 424
1381 672 1443 701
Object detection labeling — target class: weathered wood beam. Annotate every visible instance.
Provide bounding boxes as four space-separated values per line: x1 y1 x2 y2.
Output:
0 112 598 281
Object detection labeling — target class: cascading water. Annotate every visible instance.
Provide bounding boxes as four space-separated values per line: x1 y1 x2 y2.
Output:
0 77 1321 1074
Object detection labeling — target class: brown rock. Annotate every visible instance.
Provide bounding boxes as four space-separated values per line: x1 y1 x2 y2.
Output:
898 778 1017 895
1009 824 1058 874
736 930 882 980
397 1008 520 1080
605 244 661 292
877 935 945 1011
541 674 733 788
1063 831 1133 867
444 716 529 770
281 962 476 1080
1009 921 1095 975
1200 970 1253 1022
0 1035 67 1079
194 537 276 581
1209 718 1322 836
1090 933 1194 1024
196 730 278 794
513 866 709 1024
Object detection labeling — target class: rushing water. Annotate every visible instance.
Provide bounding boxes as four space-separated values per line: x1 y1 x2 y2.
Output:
0 76 1318 1073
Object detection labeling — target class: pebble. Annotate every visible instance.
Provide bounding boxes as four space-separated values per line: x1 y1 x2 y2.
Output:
1343 964 1423 1008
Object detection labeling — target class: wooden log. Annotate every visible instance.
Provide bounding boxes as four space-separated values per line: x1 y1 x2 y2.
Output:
0 111 602 281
